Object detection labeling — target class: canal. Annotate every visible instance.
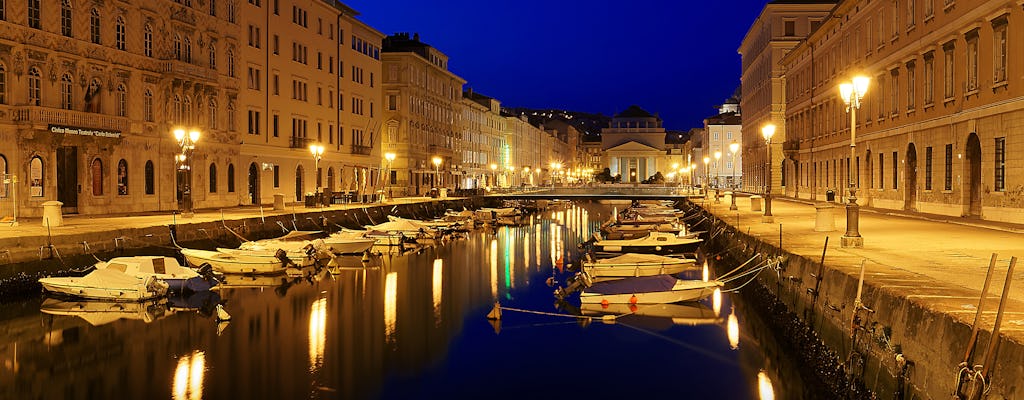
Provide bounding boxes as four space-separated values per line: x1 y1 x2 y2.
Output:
0 203 826 399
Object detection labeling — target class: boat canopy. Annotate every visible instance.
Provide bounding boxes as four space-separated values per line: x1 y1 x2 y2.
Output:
587 275 678 295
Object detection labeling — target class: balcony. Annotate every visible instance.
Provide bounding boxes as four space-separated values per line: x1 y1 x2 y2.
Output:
163 60 219 83
11 106 129 133
290 136 311 149
351 145 372 155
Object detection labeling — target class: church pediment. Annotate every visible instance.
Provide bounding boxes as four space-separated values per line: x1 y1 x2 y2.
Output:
605 140 662 152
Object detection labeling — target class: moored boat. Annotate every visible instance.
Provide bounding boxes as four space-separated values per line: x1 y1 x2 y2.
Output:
181 248 295 275
38 268 170 301
592 232 702 255
579 275 723 304
582 253 698 279
95 256 216 292
319 235 377 254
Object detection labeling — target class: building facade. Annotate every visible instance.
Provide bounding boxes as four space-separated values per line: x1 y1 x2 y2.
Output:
601 105 669 183
739 0 837 196
459 89 503 189
782 0 1024 222
703 98 743 188
380 33 465 197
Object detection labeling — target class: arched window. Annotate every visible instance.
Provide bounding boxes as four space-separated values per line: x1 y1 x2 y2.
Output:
28 68 41 106
91 158 103 196
89 8 100 44
209 44 216 69
143 24 153 57
0 155 8 198
144 89 153 121
226 101 235 131
115 16 126 50
0 64 6 104
30 156 43 197
209 163 217 193
60 0 72 37
144 160 155 195
227 163 235 192
208 98 218 129
184 37 192 63
116 84 127 117
226 49 235 77
117 159 128 195
172 95 181 123
173 35 182 60
183 96 192 125
295 165 304 201
85 78 101 113
60 74 73 110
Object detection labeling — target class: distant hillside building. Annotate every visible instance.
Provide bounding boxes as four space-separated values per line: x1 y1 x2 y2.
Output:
601 105 668 183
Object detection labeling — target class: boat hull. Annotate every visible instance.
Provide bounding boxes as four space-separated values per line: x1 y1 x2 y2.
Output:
321 237 376 254
580 277 722 304
39 271 167 302
182 249 287 275
583 261 696 278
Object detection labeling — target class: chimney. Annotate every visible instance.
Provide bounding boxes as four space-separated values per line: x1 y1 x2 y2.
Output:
413 32 420 41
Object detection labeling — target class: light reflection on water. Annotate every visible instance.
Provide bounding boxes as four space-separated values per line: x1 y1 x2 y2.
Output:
0 203 815 399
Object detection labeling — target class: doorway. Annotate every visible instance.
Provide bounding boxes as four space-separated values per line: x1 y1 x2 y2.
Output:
905 143 917 210
965 133 982 217
56 146 78 214
248 163 259 205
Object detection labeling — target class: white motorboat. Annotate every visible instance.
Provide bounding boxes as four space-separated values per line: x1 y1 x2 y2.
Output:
579 275 723 304
582 253 698 279
320 234 376 254
592 232 702 255
365 219 439 237
95 255 216 292
334 227 412 247
221 241 323 267
580 302 723 326
38 268 169 301
388 215 471 231
181 248 294 275
40 297 170 325
476 207 518 219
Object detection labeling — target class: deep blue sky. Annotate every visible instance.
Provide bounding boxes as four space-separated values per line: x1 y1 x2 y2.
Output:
345 0 771 131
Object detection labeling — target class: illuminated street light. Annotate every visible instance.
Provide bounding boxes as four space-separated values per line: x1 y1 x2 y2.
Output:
384 152 396 201
761 123 776 222
309 144 325 204
490 163 497 189
702 156 710 198
432 156 443 190
838 75 869 248
713 150 722 203
173 128 200 217
729 142 739 210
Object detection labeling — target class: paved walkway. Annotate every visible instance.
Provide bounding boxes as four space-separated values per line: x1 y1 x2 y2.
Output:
695 193 1024 340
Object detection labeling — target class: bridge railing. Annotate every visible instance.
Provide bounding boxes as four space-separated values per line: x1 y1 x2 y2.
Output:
486 184 706 197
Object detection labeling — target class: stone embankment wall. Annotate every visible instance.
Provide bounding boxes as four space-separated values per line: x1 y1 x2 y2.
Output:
685 201 1022 400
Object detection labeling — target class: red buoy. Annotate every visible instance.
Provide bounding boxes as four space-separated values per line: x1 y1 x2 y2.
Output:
629 295 638 304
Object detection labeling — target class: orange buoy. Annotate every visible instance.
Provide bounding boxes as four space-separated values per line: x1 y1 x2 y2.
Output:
600 299 609 308
629 294 638 304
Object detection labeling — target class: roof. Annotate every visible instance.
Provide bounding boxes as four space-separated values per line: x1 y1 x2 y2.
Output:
705 112 742 125
614 105 660 120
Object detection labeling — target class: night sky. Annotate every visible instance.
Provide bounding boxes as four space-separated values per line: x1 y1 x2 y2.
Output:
344 0 773 131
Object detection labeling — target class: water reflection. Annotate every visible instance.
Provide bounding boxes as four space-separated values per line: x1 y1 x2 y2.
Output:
728 309 741 350
309 297 326 371
758 370 775 400
432 259 442 324
384 271 397 344
172 350 205 400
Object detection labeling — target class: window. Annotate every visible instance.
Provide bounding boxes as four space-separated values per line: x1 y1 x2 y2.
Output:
890 69 899 115
227 102 235 131
144 90 153 122
117 159 128 195
60 74 73 110
387 94 397 110
906 0 915 29
273 35 278 55
879 153 885 189
115 17 126 50
247 67 260 90
247 110 260 135
91 158 103 196
30 156 43 197
90 9 100 44
906 61 915 110
965 30 978 92
183 96 192 125
226 0 235 23
28 67 40 106
273 165 280 188
116 84 127 117
227 164 235 192
208 99 217 129
994 137 1005 191
273 74 279 95
924 0 933 18
944 144 953 190
209 0 216 16
209 45 216 69
923 52 934 105
184 37 192 63
61 0 72 37
925 146 932 190
174 35 182 60
28 0 39 29
272 114 278 137
227 49 235 77
784 20 795 36
145 160 155 194
0 64 6 104
144 24 153 57
172 95 181 122
209 163 217 193
993 19 1007 84
248 25 260 48
892 151 898 189
943 41 955 99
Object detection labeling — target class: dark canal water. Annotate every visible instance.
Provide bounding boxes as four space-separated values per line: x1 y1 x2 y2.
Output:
0 204 814 400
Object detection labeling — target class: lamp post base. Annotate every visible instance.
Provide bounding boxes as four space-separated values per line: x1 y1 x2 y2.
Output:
841 235 863 248
761 215 774 223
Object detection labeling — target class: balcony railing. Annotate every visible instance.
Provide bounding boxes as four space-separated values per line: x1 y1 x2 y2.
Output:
163 60 219 82
11 106 130 133
290 136 311 149
351 145 372 155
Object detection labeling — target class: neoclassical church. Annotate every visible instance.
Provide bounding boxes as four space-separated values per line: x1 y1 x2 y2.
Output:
600 105 669 183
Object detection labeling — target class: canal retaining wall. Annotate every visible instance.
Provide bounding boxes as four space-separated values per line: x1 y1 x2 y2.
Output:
685 200 1023 399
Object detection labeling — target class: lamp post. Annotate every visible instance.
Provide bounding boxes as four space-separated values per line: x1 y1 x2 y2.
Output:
309 144 324 205
729 142 739 210
174 128 200 217
671 162 680 186
839 76 869 248
490 163 497 190
702 156 710 198
384 152 396 201
432 156 442 190
761 123 775 222
713 150 722 203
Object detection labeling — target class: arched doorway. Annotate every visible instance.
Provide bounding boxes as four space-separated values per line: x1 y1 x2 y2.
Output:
965 133 982 217
248 163 259 205
295 165 304 202
905 143 917 211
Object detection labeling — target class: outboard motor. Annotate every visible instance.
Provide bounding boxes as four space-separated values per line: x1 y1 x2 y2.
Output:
275 248 297 269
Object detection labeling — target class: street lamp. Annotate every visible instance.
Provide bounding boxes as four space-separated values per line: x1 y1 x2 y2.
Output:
713 150 722 203
702 156 710 198
432 156 443 190
384 152 396 201
309 144 324 203
761 123 776 222
839 75 869 248
174 128 200 217
490 163 497 190
729 142 739 210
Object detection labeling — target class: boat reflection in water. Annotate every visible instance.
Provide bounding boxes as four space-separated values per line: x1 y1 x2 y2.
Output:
0 203 819 399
